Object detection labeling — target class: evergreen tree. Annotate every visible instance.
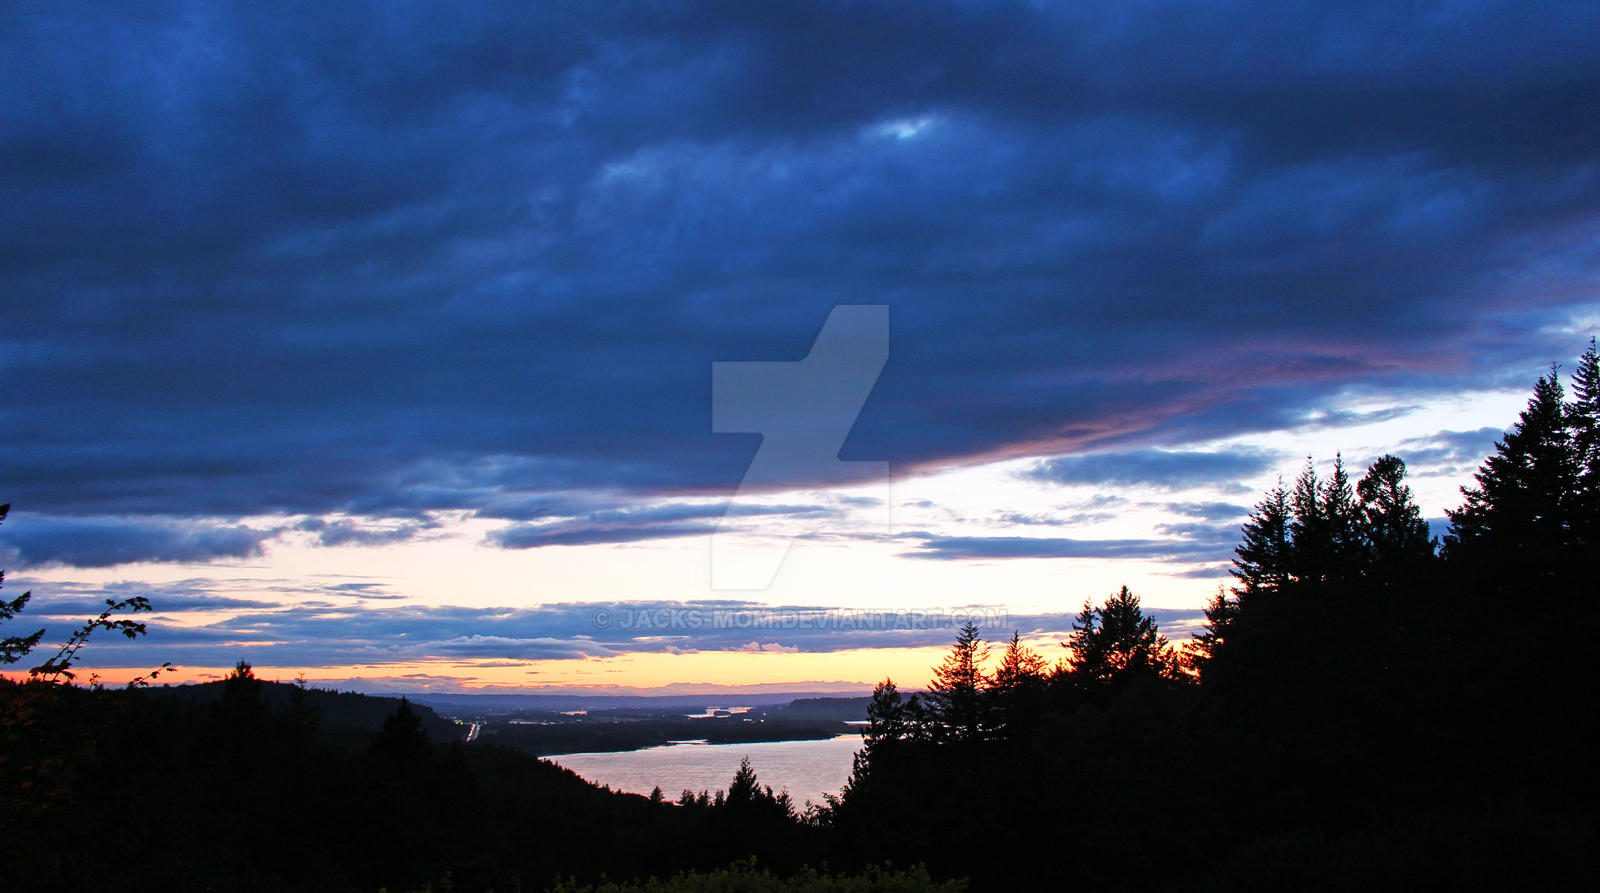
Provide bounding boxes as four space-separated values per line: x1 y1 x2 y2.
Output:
1231 480 1292 599
1065 599 1104 678
989 632 1048 740
924 622 989 743
726 756 761 808
281 672 321 752
991 631 1048 690
1570 339 1600 546
1322 454 1364 580
371 697 433 763
1066 586 1177 685
222 659 261 707
863 678 916 749
1445 369 1578 578
1356 454 1434 577
1288 459 1329 583
1189 586 1236 676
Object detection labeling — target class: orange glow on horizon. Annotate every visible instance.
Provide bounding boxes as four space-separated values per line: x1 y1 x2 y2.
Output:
1 642 1034 694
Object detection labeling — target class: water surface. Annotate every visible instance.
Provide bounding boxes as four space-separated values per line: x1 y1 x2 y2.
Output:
550 734 863 808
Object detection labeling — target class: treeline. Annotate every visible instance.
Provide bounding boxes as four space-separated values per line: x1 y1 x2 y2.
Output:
825 342 1600 889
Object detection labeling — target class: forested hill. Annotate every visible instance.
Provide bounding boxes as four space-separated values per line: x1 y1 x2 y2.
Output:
140 676 461 745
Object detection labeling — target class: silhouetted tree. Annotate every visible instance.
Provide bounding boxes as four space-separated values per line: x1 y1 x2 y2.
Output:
1189 586 1235 676
1322 454 1364 580
371 697 433 763
1065 586 1179 688
222 659 261 706
924 622 989 743
1288 459 1328 583
1287 456 1366 584
862 678 917 749
1570 339 1600 546
281 673 321 752
1356 454 1435 578
726 756 762 808
1231 480 1292 599
1445 368 1578 581
991 631 1048 690
989 632 1048 740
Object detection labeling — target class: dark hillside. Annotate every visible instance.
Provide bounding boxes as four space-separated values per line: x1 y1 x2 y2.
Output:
140 679 461 745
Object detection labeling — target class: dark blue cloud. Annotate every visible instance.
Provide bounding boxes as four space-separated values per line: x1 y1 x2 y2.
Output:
1021 449 1280 491
487 522 721 550
903 533 1231 563
296 517 436 548
2 0 1597 535
1164 501 1252 523
1391 426 1507 472
0 515 280 569
483 501 831 549
21 593 279 616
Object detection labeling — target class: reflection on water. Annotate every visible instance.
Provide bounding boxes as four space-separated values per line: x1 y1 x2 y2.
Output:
549 734 864 807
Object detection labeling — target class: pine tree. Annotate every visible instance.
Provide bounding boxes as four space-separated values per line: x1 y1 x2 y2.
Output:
989 632 1048 740
1231 480 1291 599
1065 599 1104 679
222 659 261 706
1570 339 1600 546
282 673 321 751
1289 459 1329 583
1189 586 1236 676
1322 454 1364 580
863 678 916 749
726 756 760 808
1067 586 1177 685
1446 368 1578 576
371 697 433 763
1356 454 1434 577
925 622 989 743
991 632 1048 690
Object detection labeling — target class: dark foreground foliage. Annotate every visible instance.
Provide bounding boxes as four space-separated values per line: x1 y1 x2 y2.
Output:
0 673 824 892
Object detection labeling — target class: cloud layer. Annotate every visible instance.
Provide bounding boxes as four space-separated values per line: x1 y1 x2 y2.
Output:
3 2 1596 567
12 581 1206 671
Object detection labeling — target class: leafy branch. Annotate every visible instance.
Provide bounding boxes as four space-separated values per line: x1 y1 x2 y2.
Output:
26 596 166 684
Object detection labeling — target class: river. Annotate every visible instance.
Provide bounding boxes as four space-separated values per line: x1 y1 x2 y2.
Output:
548 734 864 808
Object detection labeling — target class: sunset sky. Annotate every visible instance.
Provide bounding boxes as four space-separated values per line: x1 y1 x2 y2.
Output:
2 1 1597 693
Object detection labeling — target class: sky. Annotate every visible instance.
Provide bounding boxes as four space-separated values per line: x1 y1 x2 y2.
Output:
2 1 1597 694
